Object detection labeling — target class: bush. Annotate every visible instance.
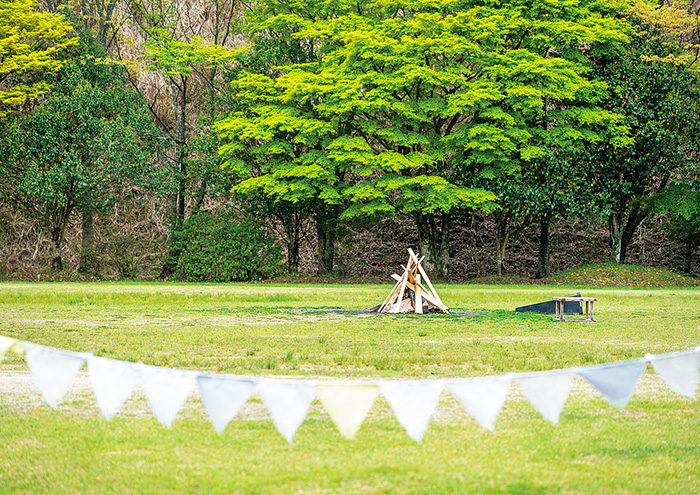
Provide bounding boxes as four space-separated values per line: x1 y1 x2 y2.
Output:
171 211 283 282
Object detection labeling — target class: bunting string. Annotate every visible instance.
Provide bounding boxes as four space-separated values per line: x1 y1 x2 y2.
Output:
1 336 699 443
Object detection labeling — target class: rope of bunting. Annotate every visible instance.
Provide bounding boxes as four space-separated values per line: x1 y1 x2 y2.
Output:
1 335 699 443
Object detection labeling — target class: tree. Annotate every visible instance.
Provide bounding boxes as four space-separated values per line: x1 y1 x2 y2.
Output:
649 183 700 275
216 3 348 275
119 0 240 277
0 0 76 116
0 53 162 271
522 149 598 278
629 0 700 69
219 0 632 280
588 29 700 263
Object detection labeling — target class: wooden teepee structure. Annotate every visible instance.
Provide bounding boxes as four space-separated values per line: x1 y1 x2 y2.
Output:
368 248 450 314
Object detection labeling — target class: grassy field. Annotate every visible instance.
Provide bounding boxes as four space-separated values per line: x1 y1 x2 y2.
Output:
1 280 699 494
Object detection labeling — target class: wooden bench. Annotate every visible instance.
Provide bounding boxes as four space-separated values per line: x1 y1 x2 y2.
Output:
552 296 597 322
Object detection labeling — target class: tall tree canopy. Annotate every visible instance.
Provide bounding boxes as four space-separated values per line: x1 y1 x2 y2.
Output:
217 0 632 278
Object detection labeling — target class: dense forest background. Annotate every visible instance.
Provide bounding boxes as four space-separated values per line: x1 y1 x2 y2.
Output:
1 0 699 282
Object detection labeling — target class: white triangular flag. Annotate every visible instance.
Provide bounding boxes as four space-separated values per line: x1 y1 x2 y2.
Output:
87 355 139 420
317 382 379 439
0 336 15 361
447 376 512 431
516 371 574 424
380 380 442 442
25 343 86 409
197 374 256 434
258 379 315 443
0 336 25 360
650 351 700 398
577 359 647 408
139 364 196 428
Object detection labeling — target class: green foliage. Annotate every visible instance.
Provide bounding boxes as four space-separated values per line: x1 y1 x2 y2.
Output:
0 34 164 269
590 52 700 204
218 0 632 225
143 34 237 77
0 0 76 114
649 183 700 273
585 23 700 262
169 211 283 282
185 119 236 203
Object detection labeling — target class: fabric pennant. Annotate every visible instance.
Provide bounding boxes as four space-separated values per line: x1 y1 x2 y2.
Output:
197 374 256 434
447 376 512 431
0 336 15 362
138 364 197 428
380 380 443 442
87 355 140 420
258 379 316 443
25 343 86 409
650 351 700 398
317 382 379 439
577 359 647 408
516 371 574 424
0 336 25 361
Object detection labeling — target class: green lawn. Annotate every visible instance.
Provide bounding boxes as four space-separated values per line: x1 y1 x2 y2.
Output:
1 281 699 494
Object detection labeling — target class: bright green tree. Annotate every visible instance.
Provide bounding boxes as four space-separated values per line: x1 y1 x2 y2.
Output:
0 0 75 115
218 0 632 279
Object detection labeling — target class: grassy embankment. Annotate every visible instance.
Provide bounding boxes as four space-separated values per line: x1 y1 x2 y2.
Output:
0 267 699 494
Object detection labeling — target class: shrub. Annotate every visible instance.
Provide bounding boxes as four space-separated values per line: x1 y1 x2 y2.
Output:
171 211 282 282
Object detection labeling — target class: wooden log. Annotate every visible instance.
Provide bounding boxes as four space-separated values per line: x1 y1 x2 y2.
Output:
417 264 444 307
390 270 409 313
388 278 448 313
378 277 402 312
407 248 446 309
415 274 423 314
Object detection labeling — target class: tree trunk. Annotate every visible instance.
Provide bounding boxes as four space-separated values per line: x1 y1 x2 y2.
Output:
494 211 510 277
79 209 95 274
415 211 450 281
315 206 340 276
174 75 188 231
608 211 625 263
161 75 189 278
193 179 207 214
50 222 65 272
315 217 335 276
283 217 301 273
49 202 73 272
619 202 647 264
535 215 551 278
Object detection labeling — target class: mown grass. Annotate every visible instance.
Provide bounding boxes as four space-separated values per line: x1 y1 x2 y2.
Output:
1 280 699 494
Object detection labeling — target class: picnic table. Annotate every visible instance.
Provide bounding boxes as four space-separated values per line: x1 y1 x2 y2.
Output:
552 296 597 322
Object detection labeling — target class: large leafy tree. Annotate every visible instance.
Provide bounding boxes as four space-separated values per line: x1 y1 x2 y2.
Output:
588 30 700 263
0 40 162 271
218 0 632 280
0 0 75 116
